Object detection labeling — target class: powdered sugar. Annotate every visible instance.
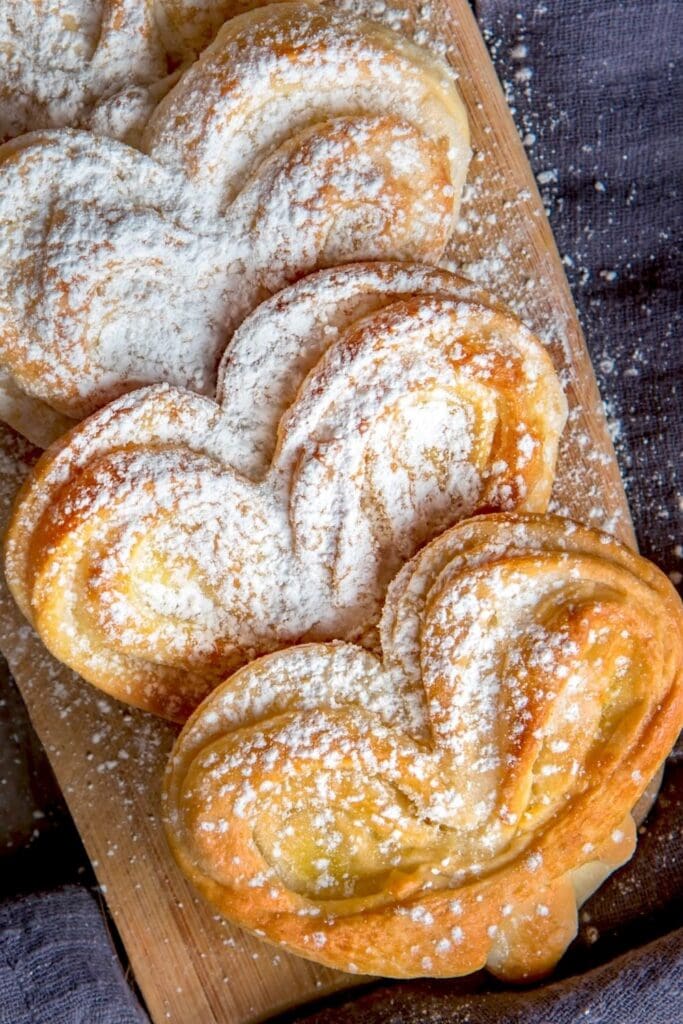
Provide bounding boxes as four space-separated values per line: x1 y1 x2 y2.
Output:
0 1 172 143
0 0 663 999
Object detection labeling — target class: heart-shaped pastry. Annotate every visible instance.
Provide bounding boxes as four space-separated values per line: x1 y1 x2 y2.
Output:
4 263 567 721
163 512 683 979
0 3 469 444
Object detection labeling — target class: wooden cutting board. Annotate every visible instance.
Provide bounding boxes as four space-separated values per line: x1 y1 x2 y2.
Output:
0 1 635 1021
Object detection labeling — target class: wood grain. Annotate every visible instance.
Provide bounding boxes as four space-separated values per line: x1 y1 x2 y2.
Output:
0 2 634 1022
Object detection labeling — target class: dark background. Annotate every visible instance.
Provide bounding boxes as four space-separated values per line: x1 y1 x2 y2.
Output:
0 1 681 1022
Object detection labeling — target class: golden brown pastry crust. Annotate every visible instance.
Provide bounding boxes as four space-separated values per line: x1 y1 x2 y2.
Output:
4 264 566 721
163 513 683 979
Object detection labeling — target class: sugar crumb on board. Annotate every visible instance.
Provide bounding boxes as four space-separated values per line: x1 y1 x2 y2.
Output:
477 3 682 575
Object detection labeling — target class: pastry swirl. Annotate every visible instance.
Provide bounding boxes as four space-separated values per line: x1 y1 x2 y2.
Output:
142 2 469 211
163 513 683 979
4 263 566 720
0 3 469 444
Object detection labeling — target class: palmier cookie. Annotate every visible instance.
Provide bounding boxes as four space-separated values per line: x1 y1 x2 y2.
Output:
0 3 469 443
4 264 566 721
164 512 683 979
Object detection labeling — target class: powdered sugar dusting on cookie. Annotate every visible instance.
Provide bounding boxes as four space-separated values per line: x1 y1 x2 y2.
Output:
0 1 171 143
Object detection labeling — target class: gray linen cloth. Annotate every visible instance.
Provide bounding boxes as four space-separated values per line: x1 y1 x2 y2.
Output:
0 888 147 1024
